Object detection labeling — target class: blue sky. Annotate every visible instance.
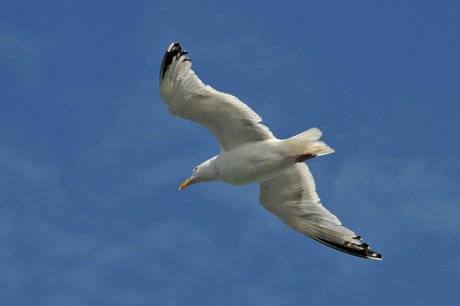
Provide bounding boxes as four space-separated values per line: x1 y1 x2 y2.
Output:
1 1 459 305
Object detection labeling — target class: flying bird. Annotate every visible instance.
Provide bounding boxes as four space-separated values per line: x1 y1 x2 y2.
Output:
159 42 382 260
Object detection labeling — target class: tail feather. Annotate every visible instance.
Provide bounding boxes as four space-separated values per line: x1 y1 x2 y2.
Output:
284 128 334 158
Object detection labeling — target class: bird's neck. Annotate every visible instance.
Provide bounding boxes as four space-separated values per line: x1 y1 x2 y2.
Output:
201 156 219 182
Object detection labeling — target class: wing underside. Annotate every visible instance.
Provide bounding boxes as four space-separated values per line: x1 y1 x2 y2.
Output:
159 42 274 151
259 163 382 260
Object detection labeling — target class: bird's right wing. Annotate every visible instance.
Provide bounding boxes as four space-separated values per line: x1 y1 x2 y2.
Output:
259 163 382 260
159 42 274 151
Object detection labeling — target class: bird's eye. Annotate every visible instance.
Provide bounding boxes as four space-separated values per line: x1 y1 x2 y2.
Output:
193 167 198 172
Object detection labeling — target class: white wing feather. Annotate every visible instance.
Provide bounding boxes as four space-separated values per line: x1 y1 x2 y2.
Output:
260 163 382 260
159 43 274 151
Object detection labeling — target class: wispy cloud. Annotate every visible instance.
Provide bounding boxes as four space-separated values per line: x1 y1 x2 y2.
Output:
330 148 460 260
0 143 68 303
0 32 39 81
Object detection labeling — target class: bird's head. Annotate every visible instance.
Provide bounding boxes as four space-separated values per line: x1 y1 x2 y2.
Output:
179 157 218 190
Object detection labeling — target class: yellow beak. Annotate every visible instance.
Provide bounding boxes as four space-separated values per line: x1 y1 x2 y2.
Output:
179 178 192 190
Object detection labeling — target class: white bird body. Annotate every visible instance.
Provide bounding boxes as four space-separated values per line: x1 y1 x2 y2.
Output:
159 42 382 260
216 139 292 185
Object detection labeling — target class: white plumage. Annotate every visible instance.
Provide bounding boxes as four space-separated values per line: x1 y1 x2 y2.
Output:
159 42 382 260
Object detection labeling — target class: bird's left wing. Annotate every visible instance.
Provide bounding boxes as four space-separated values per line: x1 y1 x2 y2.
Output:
159 42 274 151
259 163 382 260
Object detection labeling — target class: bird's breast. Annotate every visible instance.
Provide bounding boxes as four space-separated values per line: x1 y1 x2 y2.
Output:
216 140 293 185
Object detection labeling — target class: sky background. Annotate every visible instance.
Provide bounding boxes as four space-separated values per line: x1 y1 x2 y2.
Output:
1 1 459 305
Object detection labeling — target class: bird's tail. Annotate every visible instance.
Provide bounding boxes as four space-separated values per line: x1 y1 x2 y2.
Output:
283 128 334 161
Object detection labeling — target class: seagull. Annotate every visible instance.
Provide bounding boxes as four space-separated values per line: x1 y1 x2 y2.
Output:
159 42 382 260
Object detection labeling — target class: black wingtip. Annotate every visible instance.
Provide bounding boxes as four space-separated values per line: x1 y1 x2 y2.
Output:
315 238 383 260
159 42 189 81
